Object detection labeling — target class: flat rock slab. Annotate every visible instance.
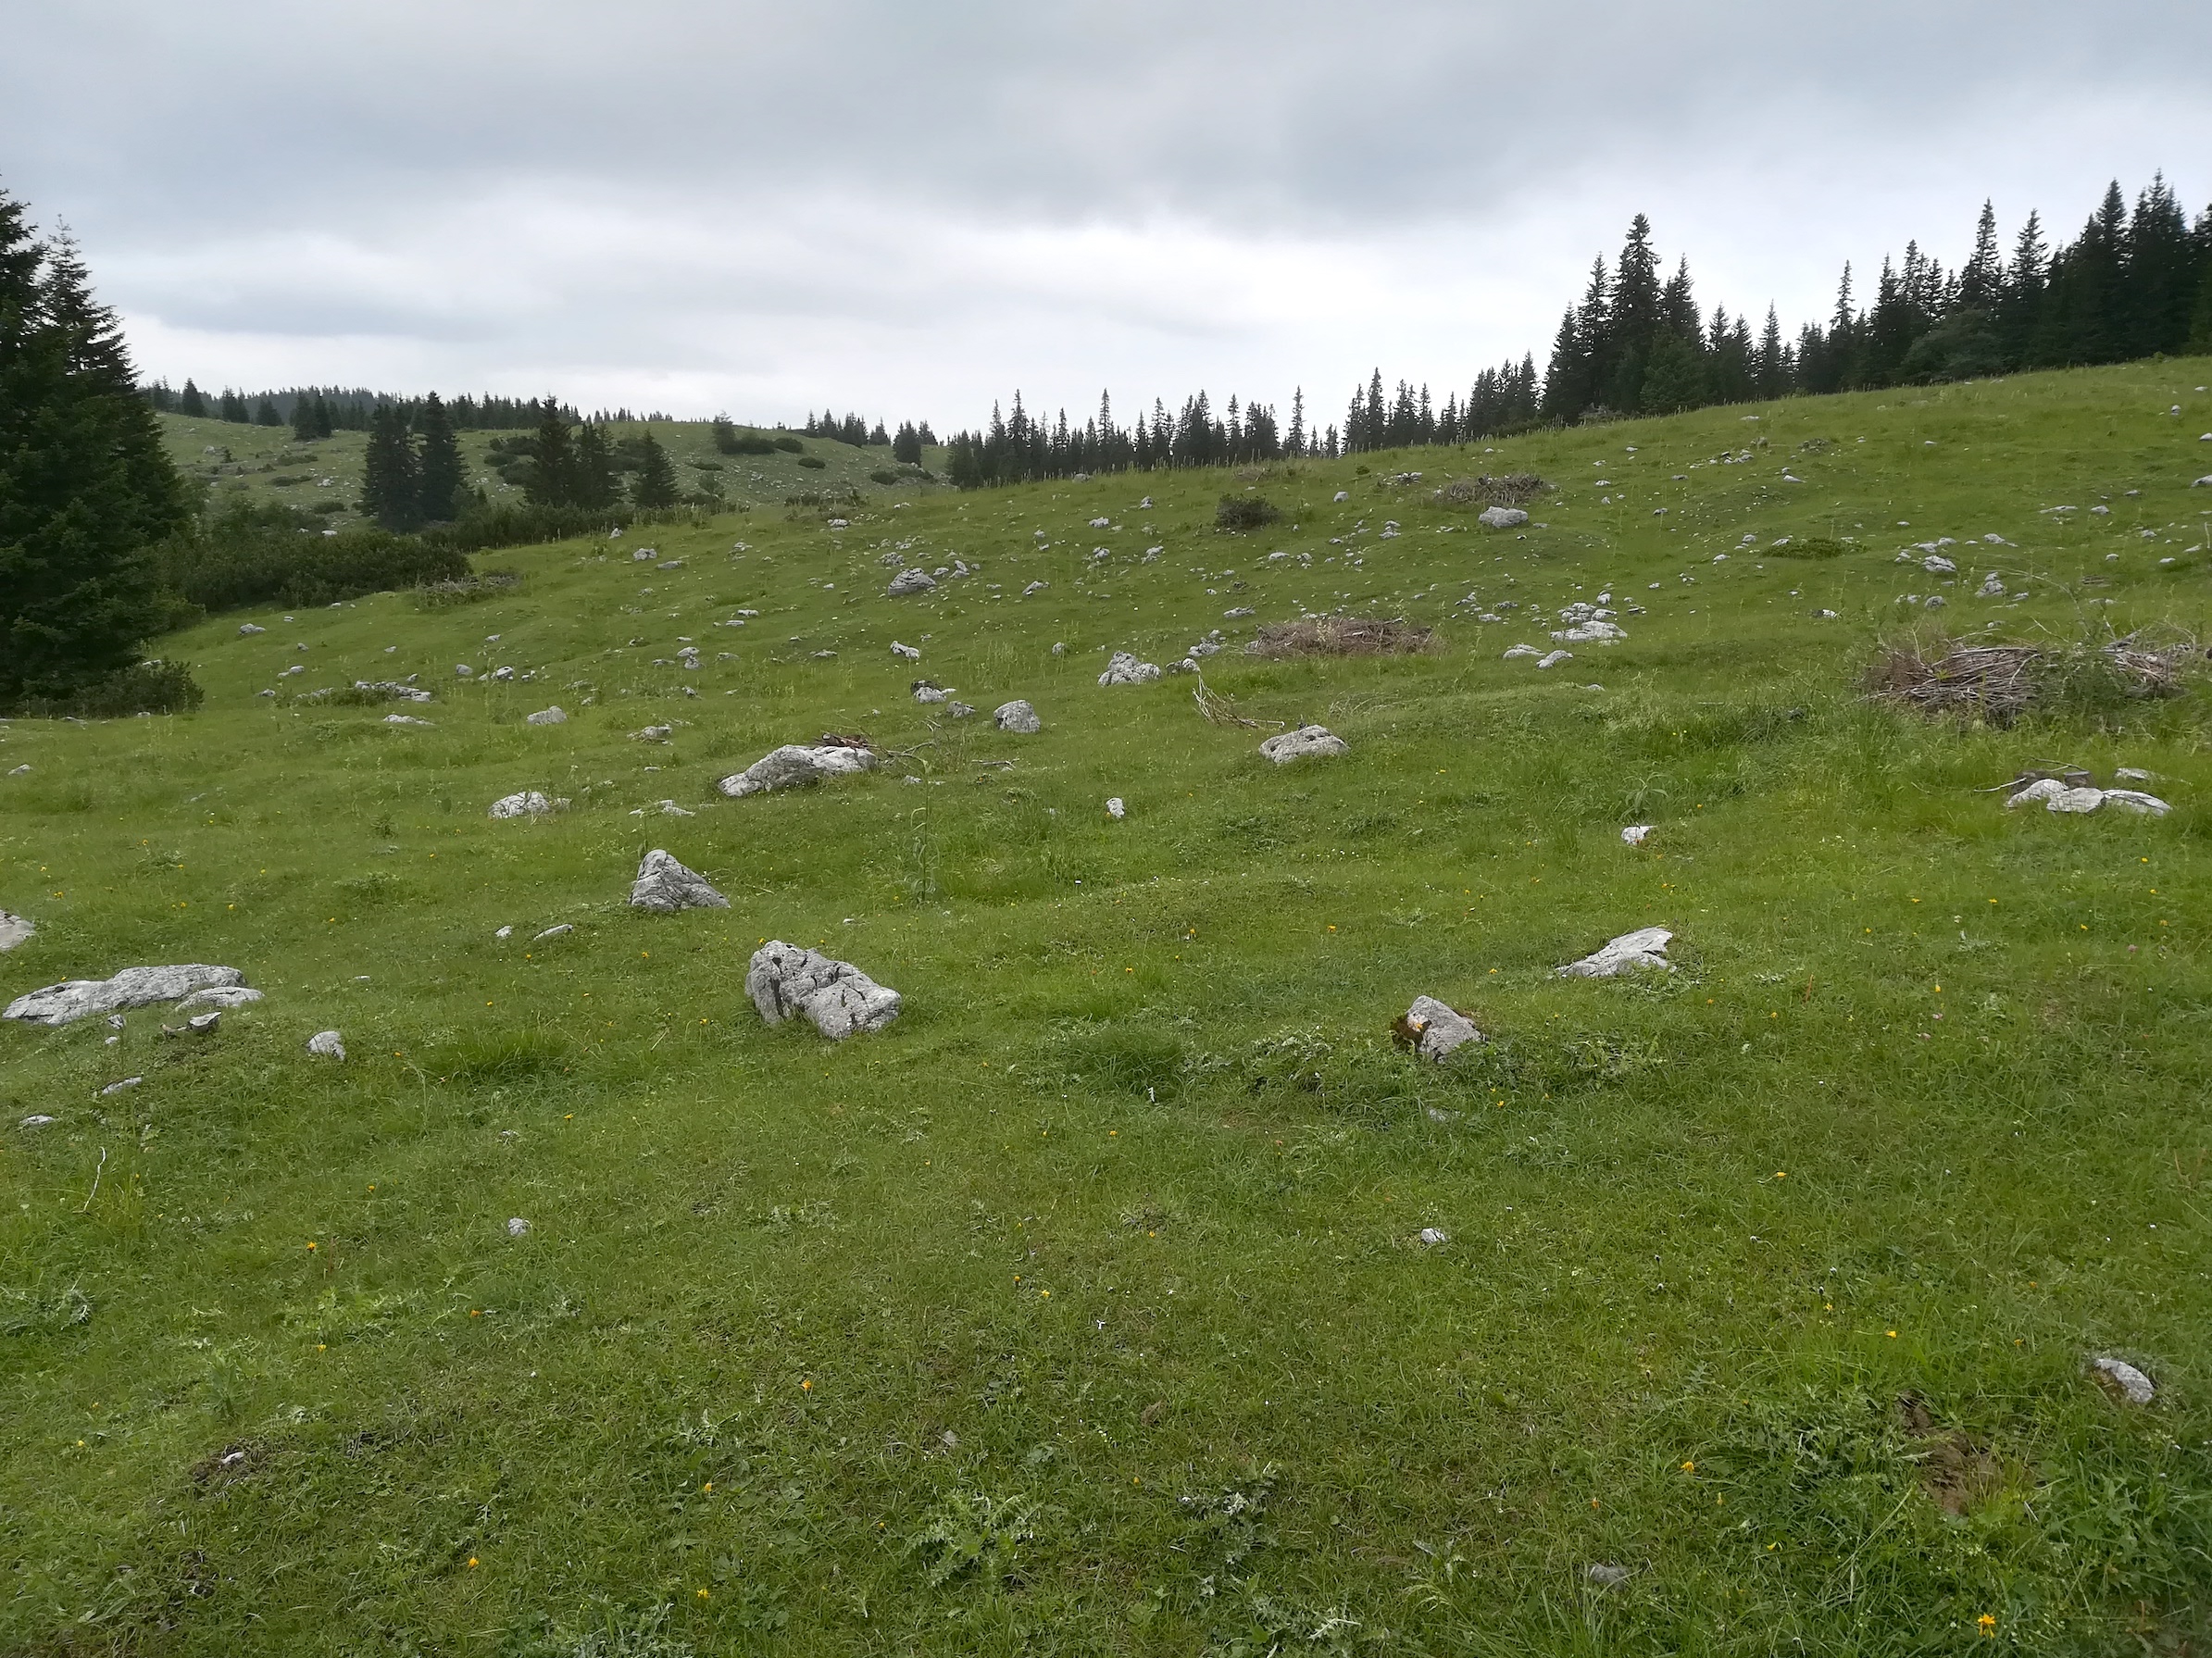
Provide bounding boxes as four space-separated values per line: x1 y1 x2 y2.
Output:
6 965 246 1027
1479 505 1530 529
1400 994 1481 1060
0 909 33 952
1258 725 1348 764
489 791 561 818
525 706 568 725
176 986 264 1013
630 849 729 912
307 1029 345 1059
1556 927 1673 978
1097 651 1162 685
718 743 877 798
887 569 937 595
994 700 1042 733
746 941 901 1039
2090 1355 2156 1404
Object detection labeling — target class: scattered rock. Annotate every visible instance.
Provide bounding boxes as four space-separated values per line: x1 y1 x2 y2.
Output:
1257 726 1348 765
994 700 1042 733
1586 1564 1631 1589
632 724 672 742
525 706 568 726
2114 767 2156 781
1536 650 1573 669
1503 643 1540 660
491 666 515 680
946 701 976 719
0 909 33 951
911 681 951 704
2104 789 2171 816
717 742 877 797
1097 651 1163 685
888 569 937 596
2047 787 2106 814
629 799 694 817
176 986 263 1013
2005 777 2070 808
488 791 560 818
99 1077 143 1096
630 849 729 912
1394 995 1481 1061
6 965 247 1027
1104 796 1127 820
507 1216 532 1239
306 1030 345 1060
745 941 902 1039
20 1115 56 1128
532 924 573 941
1921 555 1957 575
891 641 920 661
1333 490 1350 502
383 714 433 727
238 622 266 635
494 926 514 940
1620 825 1652 846
2090 1355 2156 1404
1418 1227 1450 1246
1479 505 1530 530
1556 927 1673 978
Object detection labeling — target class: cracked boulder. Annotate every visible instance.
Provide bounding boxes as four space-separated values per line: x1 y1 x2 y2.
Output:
1556 927 1673 979
6 965 247 1028
1394 995 1482 1061
717 743 877 797
994 700 1042 733
1097 651 1162 685
0 909 33 952
745 941 901 1039
630 849 729 912
1257 725 1348 764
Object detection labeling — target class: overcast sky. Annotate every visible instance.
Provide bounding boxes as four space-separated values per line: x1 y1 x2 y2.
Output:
6 1 2208 432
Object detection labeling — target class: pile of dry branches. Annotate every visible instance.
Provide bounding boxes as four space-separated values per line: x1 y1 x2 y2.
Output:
1865 630 2196 724
1248 616 1435 659
1435 473 1553 508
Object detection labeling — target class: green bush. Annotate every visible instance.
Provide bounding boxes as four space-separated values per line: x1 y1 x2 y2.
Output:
1215 494 1281 530
15 657 204 718
795 455 827 470
772 436 804 454
154 504 469 613
1770 535 1854 557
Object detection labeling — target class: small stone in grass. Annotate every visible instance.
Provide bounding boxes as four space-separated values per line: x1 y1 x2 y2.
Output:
1418 1227 1449 1246
1586 1564 1631 1589
507 1217 532 1239
1621 825 1652 846
2091 1356 2156 1404
532 924 575 941
1106 797 1126 819
306 1030 345 1060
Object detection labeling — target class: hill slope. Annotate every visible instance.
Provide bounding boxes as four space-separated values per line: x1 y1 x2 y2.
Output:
8 361 2212 1655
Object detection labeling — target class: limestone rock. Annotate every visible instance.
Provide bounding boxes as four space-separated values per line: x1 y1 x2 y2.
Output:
717 743 877 798
1399 995 1481 1061
1418 1227 1450 1246
888 568 937 596
488 791 559 818
946 701 976 719
1556 927 1673 978
1479 505 1530 530
1620 825 1652 846
630 849 729 912
525 706 568 725
1536 650 1573 669
1106 796 1126 819
2046 786 2105 814
1586 1564 1631 1589
383 714 433 727
238 622 266 635
2103 789 2171 816
2006 778 2068 808
1504 643 1540 660
1258 725 1348 764
0 909 33 951
2090 1355 2156 1404
6 965 246 1028
891 641 920 661
994 700 1042 733
745 941 902 1039
507 1216 532 1238
306 1029 345 1060
176 986 264 1014
532 924 573 941
632 724 672 742
1097 651 1162 686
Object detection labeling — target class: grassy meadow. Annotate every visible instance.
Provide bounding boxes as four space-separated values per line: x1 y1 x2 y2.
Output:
158 414 939 528
6 360 2212 1654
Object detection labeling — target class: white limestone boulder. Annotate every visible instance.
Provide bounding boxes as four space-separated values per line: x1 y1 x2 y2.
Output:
746 941 902 1039
994 700 1042 733
306 1029 345 1060
1097 651 1162 685
1398 995 1481 1061
1258 726 1348 765
0 909 33 952
1556 927 1673 979
716 743 877 798
489 791 562 818
887 568 937 596
630 849 729 912
1479 505 1530 529
6 965 247 1028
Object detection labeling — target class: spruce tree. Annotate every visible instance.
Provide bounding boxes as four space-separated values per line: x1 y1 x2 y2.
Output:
255 396 281 427
178 378 205 416
291 392 318 441
571 422 619 510
0 196 191 709
892 421 922 465
218 388 244 422
413 393 465 522
631 429 679 510
359 403 422 530
524 405 577 507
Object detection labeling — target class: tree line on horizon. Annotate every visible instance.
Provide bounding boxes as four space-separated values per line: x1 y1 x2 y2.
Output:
942 174 2212 488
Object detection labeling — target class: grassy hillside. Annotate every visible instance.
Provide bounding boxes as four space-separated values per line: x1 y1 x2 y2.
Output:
7 361 2212 1655
158 413 941 527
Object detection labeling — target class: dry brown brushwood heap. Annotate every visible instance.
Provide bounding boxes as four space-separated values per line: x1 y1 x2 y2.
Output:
1434 473 1554 507
1863 629 2202 724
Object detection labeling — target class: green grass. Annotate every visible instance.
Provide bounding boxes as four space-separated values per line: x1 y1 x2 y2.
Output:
158 415 944 527
7 360 2212 1655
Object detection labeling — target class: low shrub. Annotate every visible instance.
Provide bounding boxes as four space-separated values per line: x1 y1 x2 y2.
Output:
12 658 204 718
1769 535 1853 557
1250 616 1433 657
795 455 827 470
1215 494 1281 530
411 572 521 610
772 436 804 454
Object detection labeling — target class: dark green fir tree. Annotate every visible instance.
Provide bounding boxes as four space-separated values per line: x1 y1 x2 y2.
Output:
177 377 205 416
571 422 619 511
255 396 281 427
412 392 464 522
0 203 191 710
524 404 576 507
631 429 679 510
360 403 421 530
